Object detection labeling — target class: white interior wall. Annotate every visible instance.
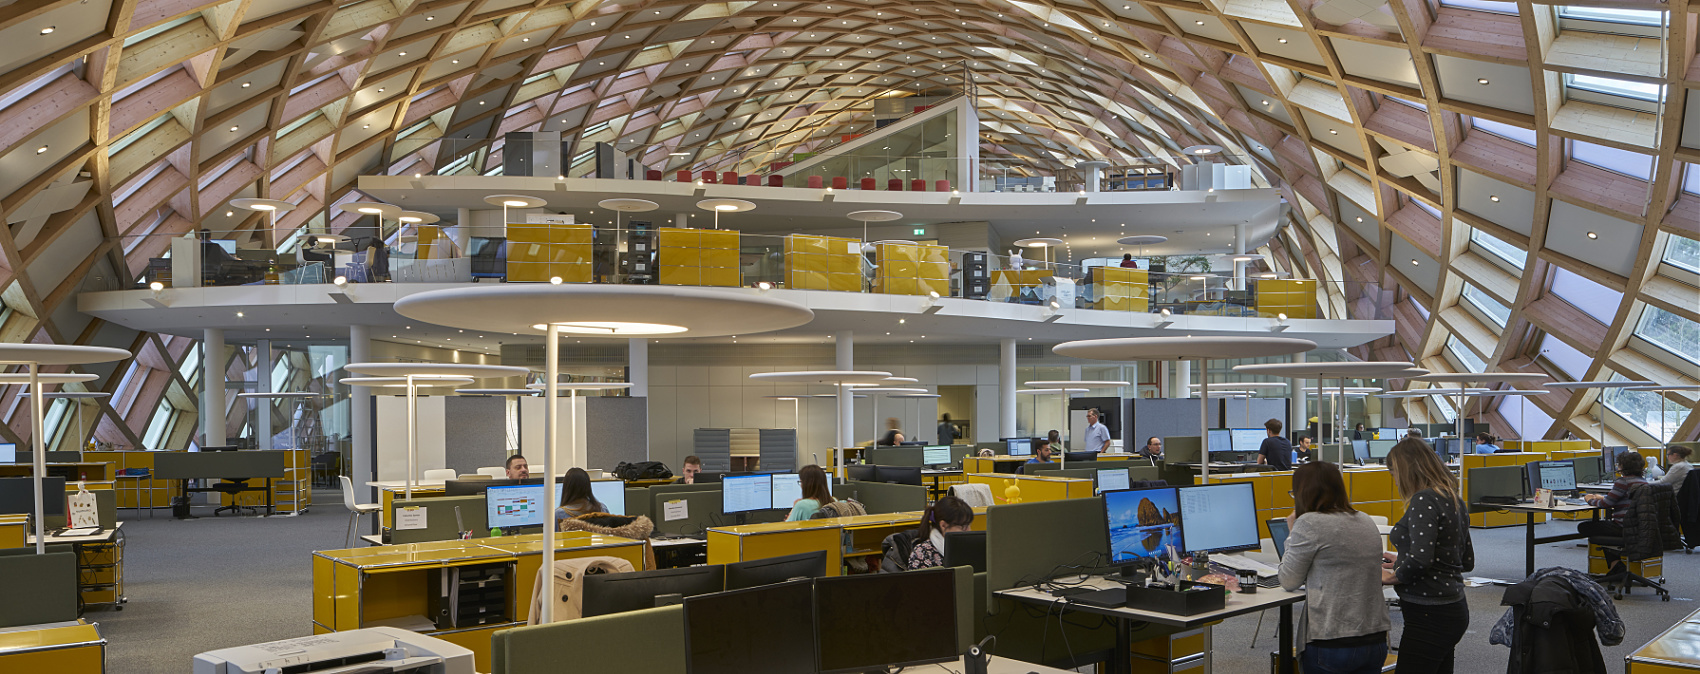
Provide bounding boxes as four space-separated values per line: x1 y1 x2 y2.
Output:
375 395 447 481
518 396 587 474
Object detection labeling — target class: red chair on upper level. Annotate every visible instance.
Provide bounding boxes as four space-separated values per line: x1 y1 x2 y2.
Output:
935 180 951 192
768 175 784 187
676 170 692 182
910 179 926 192
807 176 824 188
722 171 738 185
832 177 848 190
646 170 662 181
861 177 877 190
701 171 719 184
888 179 904 191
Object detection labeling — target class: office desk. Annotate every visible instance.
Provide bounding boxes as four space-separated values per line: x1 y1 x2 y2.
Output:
154 451 288 518
912 656 1077 673
962 456 1030 474
366 481 449 529
922 468 964 498
26 523 125 610
707 509 988 573
997 577 1304 674
1475 501 1603 577
0 619 105 673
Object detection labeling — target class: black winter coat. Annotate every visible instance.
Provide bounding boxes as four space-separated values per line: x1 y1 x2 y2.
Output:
1497 573 1607 674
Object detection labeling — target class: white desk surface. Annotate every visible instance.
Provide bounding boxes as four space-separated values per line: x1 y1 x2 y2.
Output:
911 656 1077 673
1483 501 1603 514
29 521 123 545
996 575 1304 628
366 480 448 490
651 537 707 548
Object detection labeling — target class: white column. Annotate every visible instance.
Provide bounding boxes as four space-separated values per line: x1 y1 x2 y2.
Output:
203 328 227 447
1234 223 1248 291
628 338 649 397
349 325 374 499
1176 361 1192 399
1290 351 1306 439
835 331 854 450
255 340 273 450
675 213 689 229
452 207 473 253
999 338 1017 439
1158 361 1170 398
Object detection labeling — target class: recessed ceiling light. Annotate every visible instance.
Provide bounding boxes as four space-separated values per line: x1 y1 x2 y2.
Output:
398 51 407 56
1410 259 1419 266
1329 129 1338 134
1477 78 1489 85
1587 231 1598 239
35 145 47 154
363 124 370 129
1356 217 1363 222
39 26 54 35
1489 195 1500 202
225 211 233 216
522 37 529 41
1277 38 1287 43
240 82 251 88
1194 20 1204 24
426 15 434 20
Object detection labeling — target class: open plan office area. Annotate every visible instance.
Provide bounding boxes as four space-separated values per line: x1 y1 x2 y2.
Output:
0 0 1698 672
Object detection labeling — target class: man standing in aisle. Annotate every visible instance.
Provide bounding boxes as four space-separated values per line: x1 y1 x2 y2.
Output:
1257 418 1293 470
1083 409 1112 454
938 414 958 445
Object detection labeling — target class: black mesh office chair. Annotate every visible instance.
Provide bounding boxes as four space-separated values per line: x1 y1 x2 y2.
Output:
212 479 259 516
1588 482 1679 601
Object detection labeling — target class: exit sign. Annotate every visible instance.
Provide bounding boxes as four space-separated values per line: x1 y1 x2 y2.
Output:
912 227 926 236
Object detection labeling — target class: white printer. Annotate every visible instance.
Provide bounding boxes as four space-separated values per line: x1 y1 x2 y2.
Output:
192 627 475 674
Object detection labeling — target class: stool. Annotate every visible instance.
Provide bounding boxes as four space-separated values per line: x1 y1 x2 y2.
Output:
887 178 903 191
832 176 848 190
861 177 876 190
935 180 951 192
645 169 662 181
910 178 926 191
768 175 784 187
807 176 824 189
676 170 692 182
701 171 718 183
722 171 737 185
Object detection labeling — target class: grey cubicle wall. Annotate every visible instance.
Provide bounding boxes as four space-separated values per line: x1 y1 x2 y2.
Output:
1214 397 1290 434
832 481 927 514
1128 399 1203 455
443 396 507 475
0 550 78 628
650 489 723 536
862 447 925 467
758 428 798 472
388 495 489 543
153 450 287 479
589 397 648 470
691 429 732 472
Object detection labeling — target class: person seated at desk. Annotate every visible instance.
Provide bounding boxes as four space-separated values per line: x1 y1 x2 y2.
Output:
1046 430 1062 450
554 468 607 529
1083 409 1111 454
1381 438 1475 674
505 454 529 480
1294 436 1315 462
1657 447 1692 494
907 496 974 570
1025 439 1055 466
1474 433 1500 454
1353 423 1367 441
1257 418 1293 471
786 465 835 521
1579 452 1648 565
681 455 703 484
1139 436 1163 459
877 418 905 447
1279 462 1390 673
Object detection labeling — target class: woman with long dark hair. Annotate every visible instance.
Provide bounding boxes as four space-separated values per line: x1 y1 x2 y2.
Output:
553 467 606 530
907 496 974 569
1278 462 1389 673
786 465 836 521
1383 438 1475 673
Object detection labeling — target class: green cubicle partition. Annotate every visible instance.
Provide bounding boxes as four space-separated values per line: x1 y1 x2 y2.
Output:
1163 436 1203 464
981 497 1129 668
649 490 729 536
493 605 686 673
153 450 287 479
387 495 488 544
832 481 927 514
862 447 925 466
624 488 652 521
1466 465 1525 514
0 550 78 628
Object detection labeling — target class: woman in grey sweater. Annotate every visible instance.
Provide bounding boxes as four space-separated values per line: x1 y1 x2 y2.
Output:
1279 461 1391 674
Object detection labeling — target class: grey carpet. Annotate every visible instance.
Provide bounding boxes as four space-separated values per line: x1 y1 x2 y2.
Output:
88 497 1696 673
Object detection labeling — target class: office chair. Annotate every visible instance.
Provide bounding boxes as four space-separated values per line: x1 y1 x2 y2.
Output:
422 469 458 482
476 467 507 478
1588 482 1677 601
340 476 381 548
212 479 259 516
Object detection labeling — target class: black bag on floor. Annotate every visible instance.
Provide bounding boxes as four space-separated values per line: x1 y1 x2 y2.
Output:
612 461 672 481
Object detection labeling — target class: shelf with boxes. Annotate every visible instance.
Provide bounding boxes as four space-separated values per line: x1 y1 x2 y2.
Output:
658 227 741 287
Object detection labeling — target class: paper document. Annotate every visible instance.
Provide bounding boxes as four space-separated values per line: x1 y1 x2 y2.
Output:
67 489 98 529
663 499 689 522
396 506 428 530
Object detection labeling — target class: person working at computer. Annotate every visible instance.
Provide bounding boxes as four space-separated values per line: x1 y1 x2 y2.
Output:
937 414 958 445
1120 253 1138 268
1578 452 1648 565
1278 462 1391 674
1083 409 1111 453
1026 439 1055 466
504 454 529 480
1046 429 1062 449
1139 437 1163 459
554 468 607 529
907 496 974 570
1381 438 1475 674
1294 435 1315 462
1352 423 1366 441
1473 432 1499 454
786 465 836 521
1257 419 1293 470
1657 447 1692 494
681 455 703 484
878 418 905 447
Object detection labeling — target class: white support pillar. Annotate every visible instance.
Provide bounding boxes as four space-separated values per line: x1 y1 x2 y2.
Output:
628 338 649 398
349 325 374 499
999 338 1017 440
452 207 473 253
202 328 226 447
1176 361 1192 399
675 213 689 229
835 331 854 450
1158 361 1170 398
1234 223 1248 291
255 340 273 450
1290 351 1306 439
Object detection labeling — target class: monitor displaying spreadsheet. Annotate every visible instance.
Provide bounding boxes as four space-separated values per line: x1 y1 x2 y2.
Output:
486 483 562 529
1205 429 1232 454
770 473 803 510
590 480 625 516
723 474 775 513
1096 468 1130 494
1006 438 1032 456
922 446 952 466
1229 429 1264 453
1177 482 1260 554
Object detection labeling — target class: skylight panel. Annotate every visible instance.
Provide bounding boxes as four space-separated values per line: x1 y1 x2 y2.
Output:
1569 140 1653 180
1469 117 1536 146
1565 74 1663 102
1549 267 1620 324
1558 7 1664 24
1440 0 1518 13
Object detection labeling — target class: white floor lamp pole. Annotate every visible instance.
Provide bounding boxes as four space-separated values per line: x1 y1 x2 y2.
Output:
542 324 560 623
29 363 42 553
406 374 416 499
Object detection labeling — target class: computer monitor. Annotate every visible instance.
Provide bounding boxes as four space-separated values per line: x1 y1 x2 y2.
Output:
1103 487 1182 564
921 445 953 466
1379 428 1398 441
815 569 958 673
446 477 538 497
1433 437 1455 458
0 477 65 518
1365 440 1394 460
0 443 14 464
1349 440 1369 462
1164 436 1202 464
879 465 923 486
1458 438 1476 456
1177 482 1261 554
1603 446 1630 473
1229 428 1265 453
770 473 802 509
1206 429 1232 454
943 531 988 572
591 480 625 516
1005 438 1032 456
692 471 726 484
1096 468 1131 494
1527 460 1577 493
845 464 880 483
485 483 561 530
211 239 237 254
583 565 726 618
724 551 828 591
722 473 774 514
1574 456 1604 485
685 579 816 674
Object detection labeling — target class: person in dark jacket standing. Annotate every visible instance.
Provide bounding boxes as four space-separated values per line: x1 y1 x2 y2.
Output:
1258 418 1292 470
1382 437 1475 674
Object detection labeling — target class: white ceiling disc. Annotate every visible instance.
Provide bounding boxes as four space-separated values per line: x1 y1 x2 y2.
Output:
345 363 528 379
234 392 324 398
846 210 902 222
1412 372 1551 384
749 371 894 386
395 210 441 224
0 344 131 365
1014 237 1065 248
396 285 814 338
340 377 475 387
336 202 401 218
484 194 547 208
0 373 99 384
456 388 541 396
697 198 757 213
598 198 660 212
1544 380 1657 389
17 391 109 399
1024 380 1131 387
231 198 295 213
1118 235 1168 246
527 382 635 391
1055 336 1316 361
1234 362 1424 378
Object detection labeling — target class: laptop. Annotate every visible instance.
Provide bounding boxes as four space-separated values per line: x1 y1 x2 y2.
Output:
1262 518 1290 588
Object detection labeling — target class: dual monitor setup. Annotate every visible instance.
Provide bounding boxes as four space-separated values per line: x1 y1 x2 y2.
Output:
1473 456 1611 504
441 478 626 532
722 472 803 514
1103 482 1262 565
577 551 960 674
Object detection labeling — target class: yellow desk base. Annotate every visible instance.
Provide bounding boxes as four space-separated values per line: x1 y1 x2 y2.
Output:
0 620 105 673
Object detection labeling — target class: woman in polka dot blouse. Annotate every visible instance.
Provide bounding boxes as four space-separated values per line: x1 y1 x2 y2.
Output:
1382 438 1476 674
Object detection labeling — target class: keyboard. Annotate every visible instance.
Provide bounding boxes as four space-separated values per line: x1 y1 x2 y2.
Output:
1213 554 1280 578
1557 497 1590 507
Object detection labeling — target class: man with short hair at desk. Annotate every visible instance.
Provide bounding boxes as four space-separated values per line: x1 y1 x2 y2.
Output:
1082 409 1111 454
681 456 703 483
1139 436 1163 459
504 454 529 480
1257 418 1293 470
1025 439 1055 466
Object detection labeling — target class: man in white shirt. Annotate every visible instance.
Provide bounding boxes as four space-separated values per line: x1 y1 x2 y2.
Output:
1083 409 1112 453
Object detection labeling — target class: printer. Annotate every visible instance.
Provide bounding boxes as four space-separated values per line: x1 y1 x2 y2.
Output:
193 627 474 674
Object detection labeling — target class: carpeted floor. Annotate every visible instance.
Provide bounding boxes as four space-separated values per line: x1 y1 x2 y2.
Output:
87 496 1696 673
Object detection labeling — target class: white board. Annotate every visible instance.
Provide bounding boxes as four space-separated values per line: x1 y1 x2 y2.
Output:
376 395 447 481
